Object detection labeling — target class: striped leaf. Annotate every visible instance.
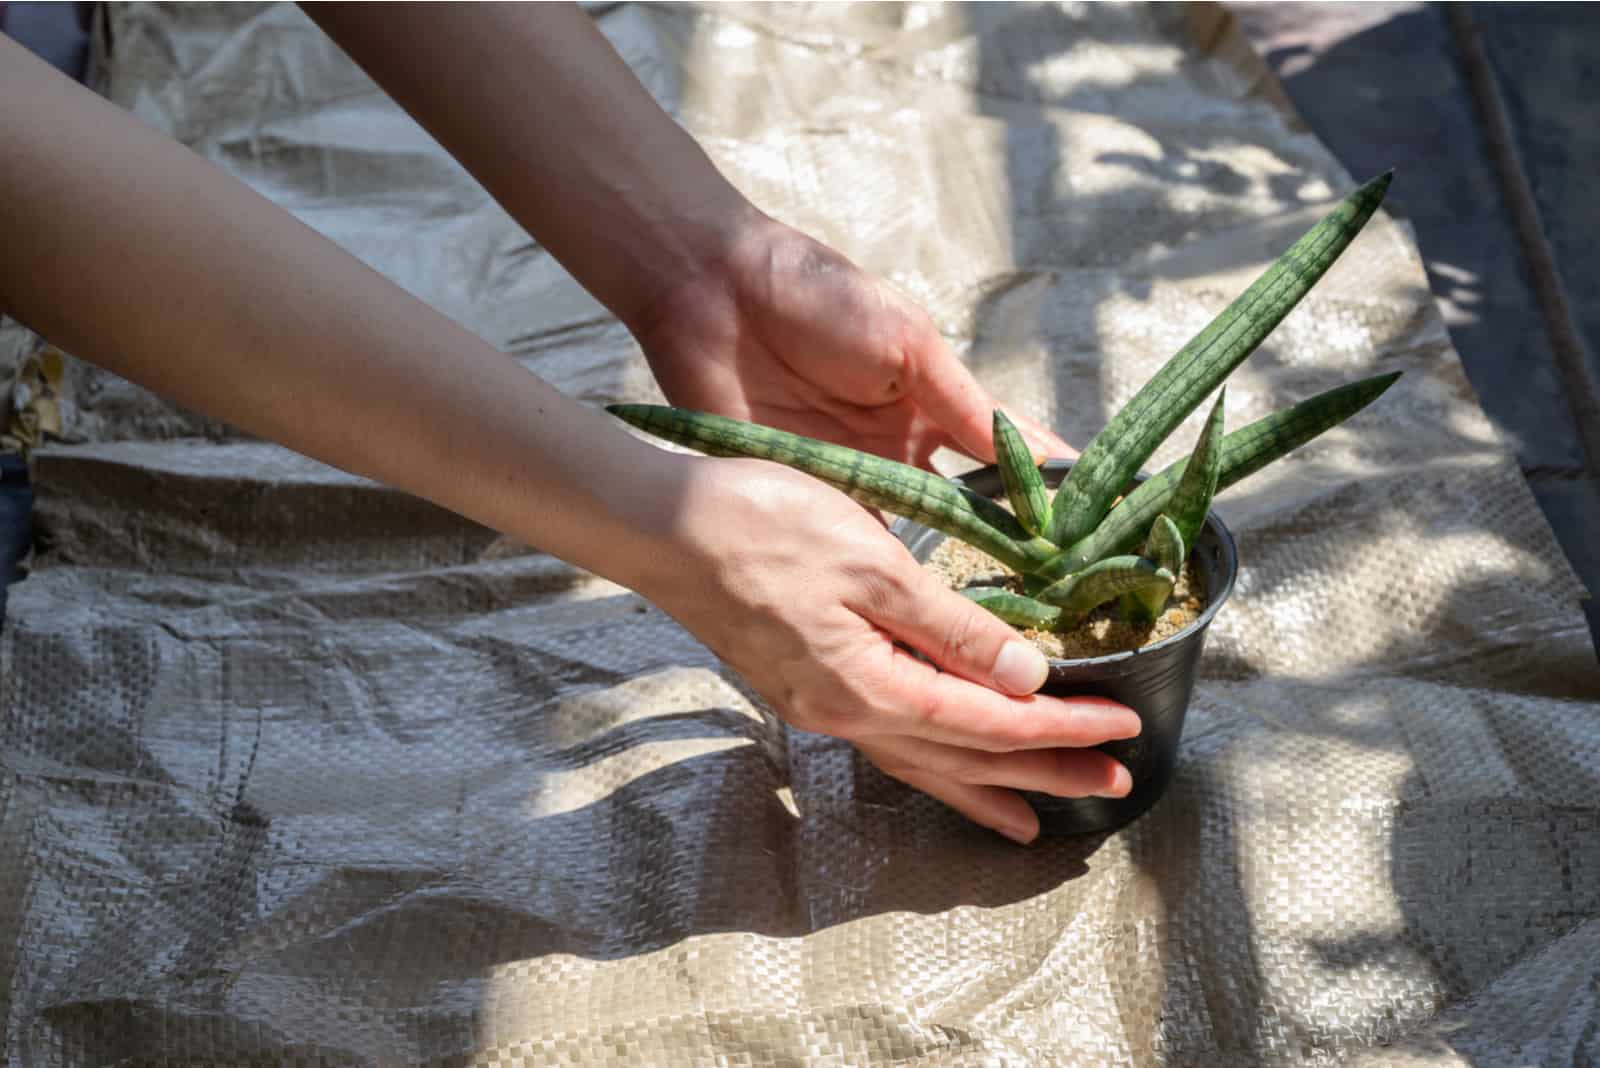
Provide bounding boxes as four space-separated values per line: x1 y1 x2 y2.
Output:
960 587 1063 630
993 409 1052 537
1121 514 1184 623
1046 172 1393 547
1037 371 1402 578
1035 555 1175 628
608 404 1060 573
1169 389 1226 553
1143 513 1186 574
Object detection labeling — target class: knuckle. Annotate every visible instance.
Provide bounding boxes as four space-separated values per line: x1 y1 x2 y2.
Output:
880 340 912 399
947 751 997 786
936 606 988 673
904 305 939 348
911 682 953 734
862 285 920 394
846 564 913 622
978 702 1049 752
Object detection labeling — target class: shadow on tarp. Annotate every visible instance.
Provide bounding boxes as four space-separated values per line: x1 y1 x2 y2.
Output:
963 4 1285 1059
959 2 1600 1061
1226 21 1600 1054
15 723 1110 1064
1252 3 1600 659
14 4 1600 1064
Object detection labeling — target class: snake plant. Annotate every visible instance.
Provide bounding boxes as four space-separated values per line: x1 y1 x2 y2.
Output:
611 173 1400 635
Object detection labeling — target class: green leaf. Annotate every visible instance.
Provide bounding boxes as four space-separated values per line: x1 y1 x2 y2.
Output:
1046 171 1393 547
1122 514 1184 623
1168 389 1225 553
1037 371 1402 578
960 587 1063 630
1035 555 1175 628
1143 513 1185 574
992 409 1052 538
608 405 1060 573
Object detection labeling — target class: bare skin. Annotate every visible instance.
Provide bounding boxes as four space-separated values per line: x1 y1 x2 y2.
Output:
0 8 1135 845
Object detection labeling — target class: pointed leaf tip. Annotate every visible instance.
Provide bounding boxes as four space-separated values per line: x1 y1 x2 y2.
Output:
993 408 1052 538
1044 169 1391 549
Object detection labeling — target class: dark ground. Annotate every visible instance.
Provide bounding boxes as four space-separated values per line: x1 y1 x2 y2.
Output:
1231 1 1600 653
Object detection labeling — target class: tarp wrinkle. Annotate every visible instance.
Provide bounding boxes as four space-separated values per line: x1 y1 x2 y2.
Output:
2 2 1596 1065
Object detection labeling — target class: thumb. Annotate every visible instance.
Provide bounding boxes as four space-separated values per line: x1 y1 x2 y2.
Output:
859 562 1050 697
899 318 1074 464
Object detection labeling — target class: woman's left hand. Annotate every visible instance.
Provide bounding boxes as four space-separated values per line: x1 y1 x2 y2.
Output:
629 214 1074 470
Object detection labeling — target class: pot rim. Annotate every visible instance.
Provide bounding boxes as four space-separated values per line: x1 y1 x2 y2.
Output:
899 458 1240 669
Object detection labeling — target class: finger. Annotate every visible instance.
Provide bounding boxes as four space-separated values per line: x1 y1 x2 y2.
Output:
920 415 1070 474
877 648 1140 752
897 323 1004 463
998 404 1077 462
847 564 1141 748
863 734 1132 799
899 321 1076 467
859 742 1040 844
852 563 1051 696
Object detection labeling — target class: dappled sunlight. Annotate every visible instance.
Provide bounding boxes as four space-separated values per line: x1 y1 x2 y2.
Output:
1211 463 1576 683
525 736 757 819
9 2 1596 1063
523 665 770 751
1183 699 1428 1027
1145 670 1599 1056
1427 259 1487 330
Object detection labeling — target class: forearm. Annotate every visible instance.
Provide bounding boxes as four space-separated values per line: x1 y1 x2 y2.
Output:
0 35 681 589
305 2 759 333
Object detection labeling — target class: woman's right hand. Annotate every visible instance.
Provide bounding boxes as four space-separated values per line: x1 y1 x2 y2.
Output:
633 455 1139 845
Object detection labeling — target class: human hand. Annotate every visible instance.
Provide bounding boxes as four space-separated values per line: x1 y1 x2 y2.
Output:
310 5 1061 468
636 455 1137 845
628 213 1074 471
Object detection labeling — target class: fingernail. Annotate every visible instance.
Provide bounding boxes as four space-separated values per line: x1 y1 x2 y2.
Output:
998 821 1038 846
1097 764 1133 799
1071 699 1141 739
993 642 1048 695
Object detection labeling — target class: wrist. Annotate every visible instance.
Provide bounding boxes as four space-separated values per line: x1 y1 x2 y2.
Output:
610 184 773 342
567 438 717 602
598 451 770 619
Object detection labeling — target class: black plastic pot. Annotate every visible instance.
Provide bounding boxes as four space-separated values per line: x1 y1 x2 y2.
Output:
892 460 1238 836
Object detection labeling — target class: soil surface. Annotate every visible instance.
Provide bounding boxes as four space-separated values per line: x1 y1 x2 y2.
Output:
926 537 1207 659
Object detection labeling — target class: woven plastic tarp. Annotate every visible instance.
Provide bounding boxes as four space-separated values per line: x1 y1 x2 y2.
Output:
3 3 1598 1064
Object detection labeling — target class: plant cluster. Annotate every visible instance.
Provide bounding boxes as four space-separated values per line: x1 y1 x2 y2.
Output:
612 173 1399 635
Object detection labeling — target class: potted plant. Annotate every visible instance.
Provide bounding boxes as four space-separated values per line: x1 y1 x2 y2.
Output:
610 172 1399 835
